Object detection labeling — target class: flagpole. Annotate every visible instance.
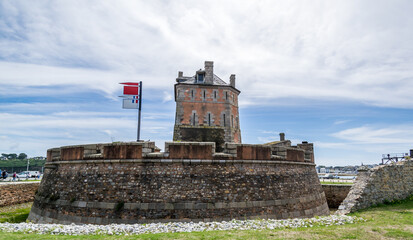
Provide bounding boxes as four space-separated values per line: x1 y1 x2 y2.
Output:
137 81 142 141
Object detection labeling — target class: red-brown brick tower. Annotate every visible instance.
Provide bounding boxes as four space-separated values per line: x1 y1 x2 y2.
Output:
173 61 241 147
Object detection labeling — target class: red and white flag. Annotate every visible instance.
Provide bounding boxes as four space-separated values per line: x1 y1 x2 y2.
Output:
121 82 139 95
122 96 139 109
119 82 141 109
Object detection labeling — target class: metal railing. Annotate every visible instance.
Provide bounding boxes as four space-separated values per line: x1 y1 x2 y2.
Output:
381 153 410 164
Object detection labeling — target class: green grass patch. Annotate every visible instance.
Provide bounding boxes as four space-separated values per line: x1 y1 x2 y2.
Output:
0 202 32 223
384 229 413 239
0 198 412 239
320 181 353 185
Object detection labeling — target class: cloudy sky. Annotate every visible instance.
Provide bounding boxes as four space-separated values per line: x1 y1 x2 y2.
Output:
1 0 412 166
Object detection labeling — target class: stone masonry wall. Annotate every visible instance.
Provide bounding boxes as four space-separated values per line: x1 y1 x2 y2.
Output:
0 182 40 207
337 160 413 214
322 185 351 208
28 141 327 224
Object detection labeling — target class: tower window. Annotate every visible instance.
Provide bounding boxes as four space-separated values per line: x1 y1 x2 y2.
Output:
203 90 206 100
192 113 196 126
231 115 234 127
208 113 211 126
223 114 226 127
225 91 228 100
197 73 204 83
214 91 217 99
191 90 194 98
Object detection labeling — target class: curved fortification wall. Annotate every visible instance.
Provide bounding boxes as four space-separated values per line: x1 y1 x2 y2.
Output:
28 141 329 224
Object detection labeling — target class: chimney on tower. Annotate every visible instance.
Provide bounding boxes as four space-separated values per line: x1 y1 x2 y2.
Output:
204 61 214 84
280 133 285 141
230 74 236 87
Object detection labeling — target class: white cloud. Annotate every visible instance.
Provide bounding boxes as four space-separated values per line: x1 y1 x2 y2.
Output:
0 112 173 156
1 0 413 163
332 125 413 145
333 120 351 125
162 91 173 103
1 1 413 108
313 124 413 162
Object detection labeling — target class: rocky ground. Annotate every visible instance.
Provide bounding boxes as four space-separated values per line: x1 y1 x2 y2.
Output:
0 215 363 236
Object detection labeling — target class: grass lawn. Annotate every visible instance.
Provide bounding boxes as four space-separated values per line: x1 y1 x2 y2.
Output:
0 202 32 223
0 199 412 239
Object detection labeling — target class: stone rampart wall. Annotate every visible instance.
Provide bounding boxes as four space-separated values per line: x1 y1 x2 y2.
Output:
0 182 40 207
28 142 327 224
322 185 351 208
337 160 413 214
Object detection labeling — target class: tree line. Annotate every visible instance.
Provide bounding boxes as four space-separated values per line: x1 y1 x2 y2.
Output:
1 153 28 160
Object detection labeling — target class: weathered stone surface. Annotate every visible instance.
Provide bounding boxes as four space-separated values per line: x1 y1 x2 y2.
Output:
236 145 271 160
286 149 305 162
0 182 39 207
30 141 327 224
61 147 84 161
167 142 214 159
337 160 413 214
103 145 142 159
29 151 328 224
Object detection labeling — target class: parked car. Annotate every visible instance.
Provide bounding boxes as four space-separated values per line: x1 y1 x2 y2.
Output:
17 171 39 178
323 174 339 179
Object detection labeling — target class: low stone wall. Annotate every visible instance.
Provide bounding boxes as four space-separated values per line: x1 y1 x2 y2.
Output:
322 185 351 208
337 160 413 214
0 182 40 207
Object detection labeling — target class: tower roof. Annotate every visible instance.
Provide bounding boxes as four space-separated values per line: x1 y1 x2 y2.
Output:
177 74 228 86
176 61 238 92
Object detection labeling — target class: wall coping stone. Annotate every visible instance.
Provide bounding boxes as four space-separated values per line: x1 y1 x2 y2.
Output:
44 159 316 166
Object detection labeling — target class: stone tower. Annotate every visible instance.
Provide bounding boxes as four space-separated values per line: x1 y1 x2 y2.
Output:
173 61 241 148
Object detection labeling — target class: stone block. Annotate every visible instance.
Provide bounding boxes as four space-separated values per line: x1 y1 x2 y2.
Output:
164 203 174 210
104 144 142 159
78 201 87 208
61 147 84 161
286 148 305 162
168 143 214 159
236 145 271 160
194 203 207 209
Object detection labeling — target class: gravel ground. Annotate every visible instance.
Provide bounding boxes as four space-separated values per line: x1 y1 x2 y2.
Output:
0 215 364 236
